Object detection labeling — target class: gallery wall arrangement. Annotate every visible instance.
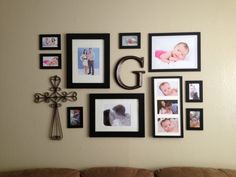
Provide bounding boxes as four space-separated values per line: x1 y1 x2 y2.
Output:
35 32 203 140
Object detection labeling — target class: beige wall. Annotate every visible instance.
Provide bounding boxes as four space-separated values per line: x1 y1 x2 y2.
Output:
0 0 236 171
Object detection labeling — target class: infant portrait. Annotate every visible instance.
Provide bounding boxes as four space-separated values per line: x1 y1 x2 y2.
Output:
158 81 178 96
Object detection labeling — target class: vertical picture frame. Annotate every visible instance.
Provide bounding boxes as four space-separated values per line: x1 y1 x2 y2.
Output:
67 107 83 128
152 76 183 138
185 80 203 102
149 32 201 72
39 34 61 50
66 33 110 88
119 33 141 49
186 108 203 130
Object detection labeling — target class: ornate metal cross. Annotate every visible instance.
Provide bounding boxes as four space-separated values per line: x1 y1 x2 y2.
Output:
34 75 77 140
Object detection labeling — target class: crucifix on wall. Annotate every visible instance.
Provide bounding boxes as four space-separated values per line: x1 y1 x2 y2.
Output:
34 75 77 140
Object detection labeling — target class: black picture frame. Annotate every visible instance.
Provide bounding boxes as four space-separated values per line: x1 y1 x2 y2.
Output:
89 93 145 137
152 76 183 138
186 108 203 130
39 34 61 50
148 32 201 72
66 33 110 88
67 107 83 128
185 80 203 102
39 53 61 69
119 33 141 49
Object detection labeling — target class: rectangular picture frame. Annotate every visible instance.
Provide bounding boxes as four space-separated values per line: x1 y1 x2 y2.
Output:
39 34 61 50
89 93 145 137
119 33 141 49
152 76 183 138
185 80 203 102
149 32 201 72
66 33 110 88
39 53 61 69
67 107 83 128
186 108 203 130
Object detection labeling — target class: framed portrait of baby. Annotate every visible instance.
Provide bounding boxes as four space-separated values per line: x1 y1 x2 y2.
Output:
39 53 61 69
89 93 144 137
148 32 201 72
152 76 183 138
186 108 203 130
39 34 61 50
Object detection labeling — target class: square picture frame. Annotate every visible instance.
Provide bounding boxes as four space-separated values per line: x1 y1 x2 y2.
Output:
67 107 83 128
89 93 144 137
186 108 203 130
185 80 203 102
152 76 183 138
119 33 141 49
39 34 61 50
66 33 110 88
148 32 201 72
39 53 61 69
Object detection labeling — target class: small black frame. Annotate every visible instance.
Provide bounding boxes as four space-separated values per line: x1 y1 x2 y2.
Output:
39 34 61 50
185 80 203 102
89 93 145 137
39 53 61 69
119 33 141 49
67 107 83 128
186 108 203 130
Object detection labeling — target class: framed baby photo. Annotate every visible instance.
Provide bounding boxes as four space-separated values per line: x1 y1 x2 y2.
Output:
39 34 61 50
39 54 61 69
186 108 203 130
152 76 183 138
185 80 203 102
89 93 145 137
119 33 141 49
67 107 83 128
148 32 201 72
66 33 110 88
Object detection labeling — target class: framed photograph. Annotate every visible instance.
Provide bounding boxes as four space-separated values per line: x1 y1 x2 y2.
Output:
185 80 203 102
39 53 61 69
119 33 141 49
67 107 83 128
148 32 201 72
152 76 183 138
39 34 61 50
66 33 110 88
186 108 203 130
89 93 144 137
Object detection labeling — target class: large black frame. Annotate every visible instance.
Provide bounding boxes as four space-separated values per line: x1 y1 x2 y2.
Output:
149 32 201 72
89 93 145 137
66 33 110 88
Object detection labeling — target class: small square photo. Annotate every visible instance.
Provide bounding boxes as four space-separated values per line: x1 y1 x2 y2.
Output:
67 107 83 128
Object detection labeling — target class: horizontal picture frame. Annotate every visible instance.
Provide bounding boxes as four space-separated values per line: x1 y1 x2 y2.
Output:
66 33 110 88
39 34 61 50
186 108 203 130
152 76 183 138
67 107 83 128
149 32 201 72
89 93 145 137
39 53 61 69
185 80 203 102
119 33 141 49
